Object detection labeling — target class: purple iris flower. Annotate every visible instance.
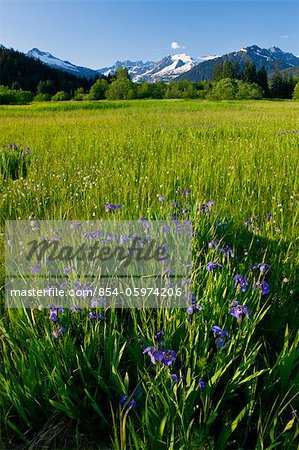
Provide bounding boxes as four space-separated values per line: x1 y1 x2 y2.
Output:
207 262 223 272
30 265 41 274
120 395 137 408
198 379 207 390
183 189 191 195
243 216 256 228
186 293 203 315
52 327 66 339
48 305 64 322
208 240 218 249
105 203 122 211
70 306 82 313
219 246 234 258
170 374 179 383
186 292 202 315
234 274 249 292
211 326 229 347
198 202 214 214
170 374 186 384
154 330 164 346
158 196 165 202
138 218 151 230
143 346 176 366
230 300 250 319
254 281 270 295
258 263 270 273
89 311 104 320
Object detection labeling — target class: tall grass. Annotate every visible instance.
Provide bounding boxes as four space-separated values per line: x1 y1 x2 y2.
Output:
0 99 298 449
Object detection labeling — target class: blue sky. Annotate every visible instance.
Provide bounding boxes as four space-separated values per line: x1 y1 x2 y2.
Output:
0 1 298 68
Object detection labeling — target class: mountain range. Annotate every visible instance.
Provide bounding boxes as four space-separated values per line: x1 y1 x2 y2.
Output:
2 44 299 83
178 45 299 81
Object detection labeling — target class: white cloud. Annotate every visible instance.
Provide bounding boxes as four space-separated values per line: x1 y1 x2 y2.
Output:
171 41 185 50
280 34 289 39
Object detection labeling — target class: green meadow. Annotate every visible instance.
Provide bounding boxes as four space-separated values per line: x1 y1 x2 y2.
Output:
0 99 298 449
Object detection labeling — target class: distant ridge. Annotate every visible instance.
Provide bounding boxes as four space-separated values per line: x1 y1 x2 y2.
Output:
178 45 299 81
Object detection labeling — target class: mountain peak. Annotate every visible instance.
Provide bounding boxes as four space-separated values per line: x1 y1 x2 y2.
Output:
269 46 282 53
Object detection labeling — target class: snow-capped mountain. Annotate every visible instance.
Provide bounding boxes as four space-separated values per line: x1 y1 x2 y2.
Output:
179 45 299 81
27 48 97 79
97 53 197 82
135 53 197 82
97 60 155 79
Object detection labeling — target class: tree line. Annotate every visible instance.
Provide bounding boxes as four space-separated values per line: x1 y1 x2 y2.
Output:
0 47 298 104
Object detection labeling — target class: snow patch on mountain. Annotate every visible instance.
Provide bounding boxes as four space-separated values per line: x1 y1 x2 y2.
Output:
27 48 97 79
198 55 220 62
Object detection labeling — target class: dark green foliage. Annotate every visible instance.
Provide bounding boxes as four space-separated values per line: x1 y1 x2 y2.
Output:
256 66 269 95
0 143 31 180
106 78 136 100
0 85 34 104
208 78 238 100
51 91 71 101
165 80 198 99
33 93 51 102
235 81 263 99
293 81 299 99
0 47 96 94
37 80 56 95
88 79 108 100
270 71 296 98
222 60 234 79
242 61 257 83
74 87 85 101
213 62 224 81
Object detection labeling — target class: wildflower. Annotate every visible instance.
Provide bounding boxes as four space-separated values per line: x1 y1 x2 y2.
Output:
234 274 249 292
198 202 214 213
120 395 136 408
70 221 82 229
30 265 41 274
154 330 164 344
219 246 234 258
105 203 122 211
158 196 165 202
211 326 229 347
207 262 223 272
120 386 140 409
258 263 270 273
143 346 176 366
70 306 82 313
89 311 104 320
208 240 218 249
183 189 190 195
170 202 179 208
170 374 186 384
198 379 207 390
48 305 64 322
186 293 202 315
217 222 227 227
170 374 179 383
64 265 76 275
230 300 250 319
52 327 66 339
254 281 270 295
243 216 256 228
